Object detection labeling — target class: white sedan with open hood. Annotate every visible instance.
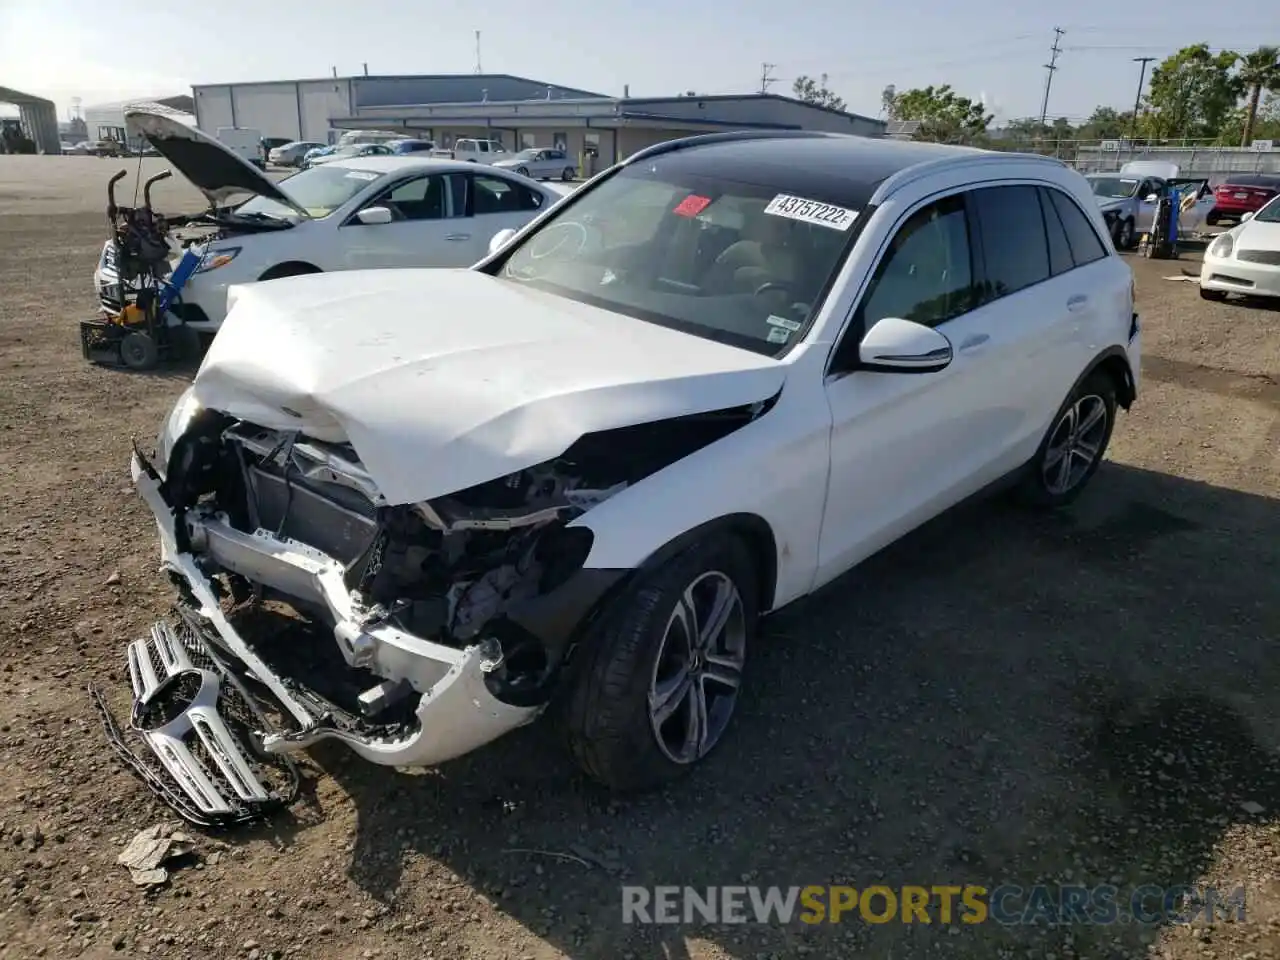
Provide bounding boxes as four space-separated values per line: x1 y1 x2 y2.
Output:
94 111 565 333
110 131 1140 822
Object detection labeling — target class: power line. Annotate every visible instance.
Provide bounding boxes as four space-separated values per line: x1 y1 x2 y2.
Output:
759 63 777 95
1038 27 1065 129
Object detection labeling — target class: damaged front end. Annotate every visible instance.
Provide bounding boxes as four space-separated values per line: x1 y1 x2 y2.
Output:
106 394 767 821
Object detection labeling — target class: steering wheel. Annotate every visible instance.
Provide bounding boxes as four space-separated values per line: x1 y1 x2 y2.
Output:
754 281 792 297
528 221 593 260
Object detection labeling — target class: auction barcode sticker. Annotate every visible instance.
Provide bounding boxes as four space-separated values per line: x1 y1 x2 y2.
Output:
764 194 857 231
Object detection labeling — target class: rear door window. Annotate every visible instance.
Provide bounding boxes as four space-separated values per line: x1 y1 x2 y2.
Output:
1044 188 1107 267
969 185 1051 300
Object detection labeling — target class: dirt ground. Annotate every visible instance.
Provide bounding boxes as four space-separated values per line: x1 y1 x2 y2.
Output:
0 154 1277 960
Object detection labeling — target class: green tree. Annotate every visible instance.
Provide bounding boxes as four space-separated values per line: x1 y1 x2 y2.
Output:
1075 106 1134 141
792 74 846 112
888 84 993 144
1143 44 1242 140
1237 46 1280 145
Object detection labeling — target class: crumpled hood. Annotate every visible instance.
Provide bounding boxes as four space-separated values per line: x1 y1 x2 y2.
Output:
192 269 786 505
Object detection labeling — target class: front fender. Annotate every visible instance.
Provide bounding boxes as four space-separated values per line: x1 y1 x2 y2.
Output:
572 366 832 612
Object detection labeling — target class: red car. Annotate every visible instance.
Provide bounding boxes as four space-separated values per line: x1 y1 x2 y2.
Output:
1206 173 1280 225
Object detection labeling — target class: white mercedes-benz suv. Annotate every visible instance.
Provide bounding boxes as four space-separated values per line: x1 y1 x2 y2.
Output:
106 130 1139 824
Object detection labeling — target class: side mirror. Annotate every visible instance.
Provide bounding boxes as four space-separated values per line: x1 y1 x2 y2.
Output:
1144 193 1160 203
355 206 393 225
1241 211 1254 222
857 317 953 374
488 227 518 255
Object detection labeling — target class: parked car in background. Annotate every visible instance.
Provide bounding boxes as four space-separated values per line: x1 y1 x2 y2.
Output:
269 141 326 167
101 111 563 333
1206 173 1280 226
431 138 508 163
302 144 336 167
63 141 91 155
216 127 264 168
88 139 129 158
337 129 404 147
1084 171 1215 248
389 138 437 155
1199 194 1280 301
491 147 577 181
121 131 1139 813
305 142 394 168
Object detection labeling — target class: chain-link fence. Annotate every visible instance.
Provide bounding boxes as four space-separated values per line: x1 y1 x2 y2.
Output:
990 138 1280 177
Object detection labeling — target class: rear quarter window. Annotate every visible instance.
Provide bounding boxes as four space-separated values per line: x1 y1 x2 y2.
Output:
969 185 1051 298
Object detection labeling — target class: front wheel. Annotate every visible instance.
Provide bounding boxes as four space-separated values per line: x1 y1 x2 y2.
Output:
1113 217 1135 250
1016 370 1118 508
562 167 576 181
516 166 529 177
1199 287 1228 302
562 535 757 792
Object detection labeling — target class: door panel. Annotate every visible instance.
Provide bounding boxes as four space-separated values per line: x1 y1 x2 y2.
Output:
340 173 454 269
818 191 1006 585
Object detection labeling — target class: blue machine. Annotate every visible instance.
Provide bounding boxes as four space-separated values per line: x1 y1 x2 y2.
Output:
159 246 203 315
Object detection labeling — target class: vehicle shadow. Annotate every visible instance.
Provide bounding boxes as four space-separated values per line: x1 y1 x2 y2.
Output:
320 461 1280 959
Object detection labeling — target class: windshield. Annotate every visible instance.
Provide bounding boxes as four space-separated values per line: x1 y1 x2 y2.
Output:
1254 195 1280 223
1088 176 1139 200
235 165 382 220
497 164 861 356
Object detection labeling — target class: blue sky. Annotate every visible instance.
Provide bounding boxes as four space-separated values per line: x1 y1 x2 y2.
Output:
1 0 1275 123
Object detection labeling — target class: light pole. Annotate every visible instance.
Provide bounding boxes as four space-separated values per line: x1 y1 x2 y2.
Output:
1129 57 1155 141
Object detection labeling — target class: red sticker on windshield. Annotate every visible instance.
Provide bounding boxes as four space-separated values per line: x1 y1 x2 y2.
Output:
673 194 712 218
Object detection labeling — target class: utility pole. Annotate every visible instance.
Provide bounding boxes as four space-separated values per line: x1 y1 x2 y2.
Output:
1129 57 1154 141
1038 27 1065 132
475 31 482 74
759 63 776 95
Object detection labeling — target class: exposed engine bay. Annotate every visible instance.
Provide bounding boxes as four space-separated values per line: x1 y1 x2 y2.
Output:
153 397 770 735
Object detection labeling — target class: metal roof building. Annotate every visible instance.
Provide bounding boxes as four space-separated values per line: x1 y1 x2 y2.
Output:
0 85 59 154
191 73 886 172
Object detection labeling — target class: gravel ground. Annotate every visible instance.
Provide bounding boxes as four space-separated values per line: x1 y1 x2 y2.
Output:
0 154 1277 960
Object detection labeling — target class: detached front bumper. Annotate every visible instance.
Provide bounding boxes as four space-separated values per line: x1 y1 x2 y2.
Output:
128 450 543 771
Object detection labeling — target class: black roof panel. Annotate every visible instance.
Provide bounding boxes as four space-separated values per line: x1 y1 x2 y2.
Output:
630 132 992 211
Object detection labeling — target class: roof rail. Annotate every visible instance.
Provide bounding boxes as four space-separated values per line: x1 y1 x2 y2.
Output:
622 129 841 166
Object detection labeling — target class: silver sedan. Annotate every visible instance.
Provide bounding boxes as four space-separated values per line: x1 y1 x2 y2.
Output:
491 148 577 181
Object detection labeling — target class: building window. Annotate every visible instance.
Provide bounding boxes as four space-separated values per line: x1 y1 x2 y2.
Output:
521 132 537 149
553 131 568 152
584 132 600 158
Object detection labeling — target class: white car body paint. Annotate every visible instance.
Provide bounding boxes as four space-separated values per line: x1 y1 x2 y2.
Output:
1199 201 1280 298
132 138 1140 783
195 268 788 505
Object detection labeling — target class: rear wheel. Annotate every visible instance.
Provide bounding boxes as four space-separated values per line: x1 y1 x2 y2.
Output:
1199 287 1228 301
1017 370 1118 508
120 331 159 371
516 166 530 177
562 534 757 792
562 167 576 181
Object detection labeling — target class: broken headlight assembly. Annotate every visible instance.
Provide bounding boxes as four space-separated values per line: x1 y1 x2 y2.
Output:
196 247 241 273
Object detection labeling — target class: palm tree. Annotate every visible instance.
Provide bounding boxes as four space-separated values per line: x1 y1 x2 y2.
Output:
1239 46 1280 146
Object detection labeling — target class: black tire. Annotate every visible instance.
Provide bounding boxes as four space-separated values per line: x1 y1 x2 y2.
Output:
516 166 530 177
167 323 204 363
1199 287 1228 302
258 263 321 282
562 534 758 792
1016 370 1118 508
120 331 159 371
1113 217 1136 250
562 167 575 182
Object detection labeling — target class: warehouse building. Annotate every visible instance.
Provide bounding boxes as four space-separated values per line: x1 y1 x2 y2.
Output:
192 73 885 172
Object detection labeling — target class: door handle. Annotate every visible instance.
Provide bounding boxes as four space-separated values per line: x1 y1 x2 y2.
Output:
958 333 989 353
445 233 471 241
1067 294 1089 312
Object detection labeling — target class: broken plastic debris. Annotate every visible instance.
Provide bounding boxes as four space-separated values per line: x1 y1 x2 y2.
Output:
117 821 197 886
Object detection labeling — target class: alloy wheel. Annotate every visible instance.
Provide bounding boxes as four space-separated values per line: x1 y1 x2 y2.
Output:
648 570 747 765
1042 394 1108 495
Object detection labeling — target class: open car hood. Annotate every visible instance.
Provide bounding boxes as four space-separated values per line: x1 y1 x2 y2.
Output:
191 269 787 505
124 110 310 218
